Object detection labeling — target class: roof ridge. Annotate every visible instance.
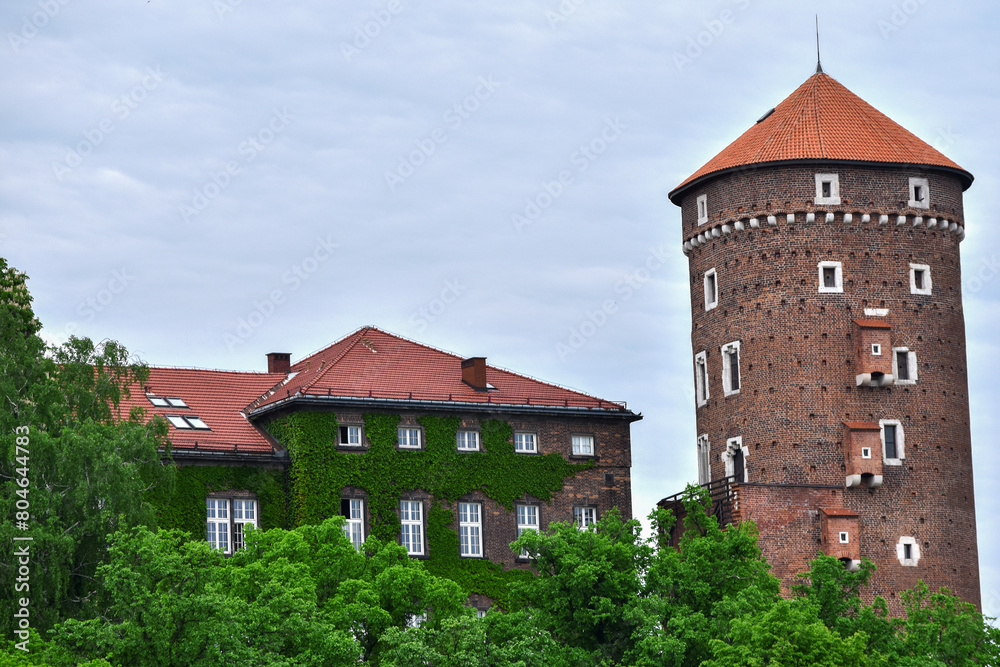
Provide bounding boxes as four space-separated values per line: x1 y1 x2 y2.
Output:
297 326 372 395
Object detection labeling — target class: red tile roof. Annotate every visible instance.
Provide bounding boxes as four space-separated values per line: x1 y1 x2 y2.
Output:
670 72 972 202
121 368 287 454
248 327 630 414
842 421 882 431
852 319 892 329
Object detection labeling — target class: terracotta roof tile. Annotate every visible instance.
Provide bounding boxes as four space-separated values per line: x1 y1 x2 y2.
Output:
121 368 287 454
249 327 629 413
852 319 893 329
670 72 972 202
842 421 882 431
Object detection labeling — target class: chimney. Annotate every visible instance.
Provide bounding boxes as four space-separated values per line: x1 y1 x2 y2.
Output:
461 357 488 391
267 352 291 374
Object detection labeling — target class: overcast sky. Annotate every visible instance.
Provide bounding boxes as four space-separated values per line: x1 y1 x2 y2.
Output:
2 0 998 617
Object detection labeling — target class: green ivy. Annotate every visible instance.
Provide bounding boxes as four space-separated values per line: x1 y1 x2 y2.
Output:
156 465 289 536
263 410 590 605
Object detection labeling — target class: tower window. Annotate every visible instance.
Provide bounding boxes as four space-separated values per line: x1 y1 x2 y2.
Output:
880 420 905 464
722 436 747 482
818 261 843 293
704 268 718 311
815 173 841 205
908 177 930 208
910 264 932 295
694 351 709 407
696 434 711 484
897 536 921 566
893 348 918 385
721 341 741 396
696 194 708 225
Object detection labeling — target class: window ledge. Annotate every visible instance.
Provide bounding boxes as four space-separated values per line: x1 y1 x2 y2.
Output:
884 458 903 466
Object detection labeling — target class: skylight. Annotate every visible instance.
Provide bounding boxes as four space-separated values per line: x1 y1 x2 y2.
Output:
166 415 210 430
185 416 210 430
148 396 169 407
166 397 188 408
166 415 190 429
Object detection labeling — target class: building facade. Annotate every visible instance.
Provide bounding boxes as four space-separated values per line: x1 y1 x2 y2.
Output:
124 326 638 607
661 70 981 609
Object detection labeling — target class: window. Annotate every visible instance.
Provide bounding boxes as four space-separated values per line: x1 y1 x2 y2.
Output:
839 531 850 544
721 341 741 396
147 396 169 407
697 434 711 484
516 504 539 557
514 432 537 453
908 177 930 209
407 613 426 628
574 506 597 529
815 173 841 205
165 397 188 408
696 194 708 225
723 436 747 482
206 498 230 553
818 261 843 293
861 446 872 459
398 427 422 449
476 608 489 619
880 420 905 464
704 268 718 311
571 434 594 456
872 343 882 356
341 498 365 551
400 500 424 556
339 425 363 447
897 536 921 566
232 499 257 551
910 263 932 295
459 502 482 557
893 347 918 385
167 415 210 430
457 430 480 451
694 351 709 407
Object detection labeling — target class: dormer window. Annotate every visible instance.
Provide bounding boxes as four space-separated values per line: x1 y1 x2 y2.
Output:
909 177 930 208
815 173 841 205
696 194 708 225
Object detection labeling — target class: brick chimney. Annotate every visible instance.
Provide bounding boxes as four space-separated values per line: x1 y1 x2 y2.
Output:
267 352 291 374
461 357 488 391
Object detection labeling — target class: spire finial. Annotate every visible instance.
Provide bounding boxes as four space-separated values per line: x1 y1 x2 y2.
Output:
815 15 823 74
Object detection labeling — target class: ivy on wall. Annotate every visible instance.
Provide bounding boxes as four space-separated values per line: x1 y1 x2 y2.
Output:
264 410 590 605
156 465 289 537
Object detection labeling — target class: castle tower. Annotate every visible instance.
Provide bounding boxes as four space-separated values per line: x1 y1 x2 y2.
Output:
666 70 980 609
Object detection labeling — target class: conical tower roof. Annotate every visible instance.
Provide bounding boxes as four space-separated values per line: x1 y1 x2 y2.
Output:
669 72 972 203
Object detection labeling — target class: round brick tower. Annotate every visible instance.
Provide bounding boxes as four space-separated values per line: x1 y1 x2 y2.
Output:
667 70 981 609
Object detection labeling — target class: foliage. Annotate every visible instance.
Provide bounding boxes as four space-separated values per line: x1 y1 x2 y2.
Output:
264 410 588 605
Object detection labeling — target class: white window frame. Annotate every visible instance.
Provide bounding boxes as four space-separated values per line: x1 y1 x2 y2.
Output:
457 430 480 451
397 427 422 449
721 341 741 397
815 173 841 205
342 497 365 551
721 436 748 482
696 434 711 485
879 419 905 465
514 431 537 453
516 504 539 557
909 263 932 295
696 194 708 225
206 498 230 554
892 347 918 385
459 502 482 557
704 268 718 311
872 343 882 356
571 434 594 457
908 177 930 209
574 506 597 530
818 261 843 293
839 531 850 544
400 500 425 556
897 536 921 566
339 424 363 447
232 499 258 551
694 351 709 407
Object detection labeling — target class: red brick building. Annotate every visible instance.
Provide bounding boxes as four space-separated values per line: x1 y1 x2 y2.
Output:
660 69 981 610
124 326 638 601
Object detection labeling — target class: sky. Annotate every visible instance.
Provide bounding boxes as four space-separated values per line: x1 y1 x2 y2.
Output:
2 0 998 617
